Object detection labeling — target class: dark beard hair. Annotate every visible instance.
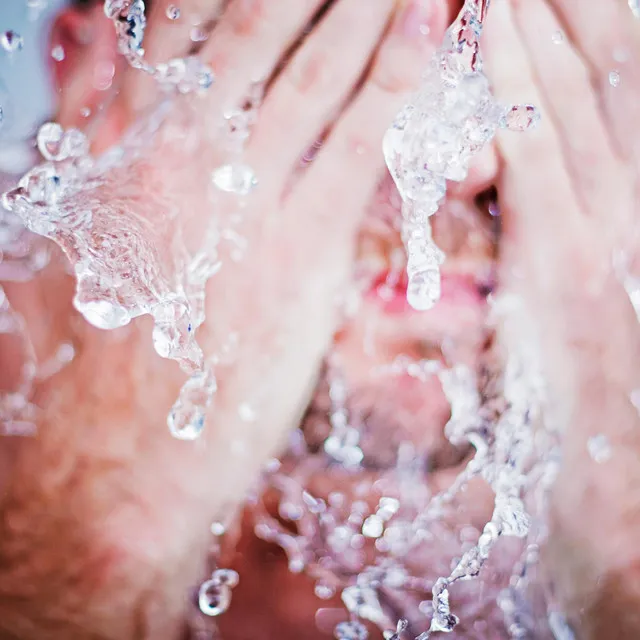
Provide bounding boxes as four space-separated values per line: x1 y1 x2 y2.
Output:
299 328 505 473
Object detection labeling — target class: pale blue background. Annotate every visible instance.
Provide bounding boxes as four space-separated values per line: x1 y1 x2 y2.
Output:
0 0 68 145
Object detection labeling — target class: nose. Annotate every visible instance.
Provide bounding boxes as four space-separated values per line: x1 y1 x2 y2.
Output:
429 141 500 262
448 140 499 201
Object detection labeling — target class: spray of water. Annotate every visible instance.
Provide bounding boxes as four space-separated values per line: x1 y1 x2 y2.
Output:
7 0 639 637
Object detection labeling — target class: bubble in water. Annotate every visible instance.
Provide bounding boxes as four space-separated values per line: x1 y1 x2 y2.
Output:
198 569 239 617
587 434 612 463
551 30 564 44
609 70 621 87
1 31 24 54
334 620 368 640
198 581 232 617
629 0 640 19
166 4 180 20
212 164 258 195
51 45 65 61
36 123 65 161
501 105 541 132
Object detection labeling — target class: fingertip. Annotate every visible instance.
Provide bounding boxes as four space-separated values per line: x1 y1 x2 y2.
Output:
394 0 447 42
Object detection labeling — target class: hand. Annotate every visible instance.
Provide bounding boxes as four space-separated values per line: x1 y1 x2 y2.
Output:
483 0 640 635
0 1 449 638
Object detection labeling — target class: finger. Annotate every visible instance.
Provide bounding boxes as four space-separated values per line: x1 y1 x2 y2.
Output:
286 0 448 253
143 0 228 64
511 0 631 224
118 0 227 114
200 0 330 118
448 141 499 199
247 0 399 189
547 0 640 163
483 0 582 283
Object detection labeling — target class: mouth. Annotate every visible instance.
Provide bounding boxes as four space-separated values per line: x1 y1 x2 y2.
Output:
366 268 494 315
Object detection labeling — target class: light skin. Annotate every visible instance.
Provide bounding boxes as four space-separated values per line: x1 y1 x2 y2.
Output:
0 0 639 638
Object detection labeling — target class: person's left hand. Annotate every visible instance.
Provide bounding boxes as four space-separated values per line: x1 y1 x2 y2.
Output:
482 0 640 635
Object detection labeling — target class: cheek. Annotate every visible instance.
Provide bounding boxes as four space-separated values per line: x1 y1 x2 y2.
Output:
431 198 498 261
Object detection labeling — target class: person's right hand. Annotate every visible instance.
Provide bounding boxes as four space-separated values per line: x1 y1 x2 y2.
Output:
0 2 450 638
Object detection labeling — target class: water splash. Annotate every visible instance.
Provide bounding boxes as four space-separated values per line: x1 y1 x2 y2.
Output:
198 568 240 617
384 0 539 311
1 31 24 55
104 0 214 93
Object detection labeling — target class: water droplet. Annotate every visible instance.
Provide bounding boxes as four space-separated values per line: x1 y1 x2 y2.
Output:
190 26 208 42
37 123 65 161
238 402 256 422
166 4 180 20
587 434 612 463
104 0 128 19
362 515 384 539
384 619 409 640
551 30 564 44
210 568 239 588
430 579 459 633
609 70 621 87
548 611 576 640
334 620 368 640
51 45 65 62
198 581 231 617
502 104 541 132
614 48 630 63
167 369 216 440
1 31 24 54
314 582 336 600
211 521 226 536
76 299 131 330
212 163 258 195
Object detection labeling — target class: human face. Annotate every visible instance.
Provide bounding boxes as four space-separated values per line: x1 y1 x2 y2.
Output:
256 170 506 636
300 168 499 487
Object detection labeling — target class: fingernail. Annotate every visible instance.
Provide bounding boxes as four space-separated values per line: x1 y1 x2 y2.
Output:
399 0 436 38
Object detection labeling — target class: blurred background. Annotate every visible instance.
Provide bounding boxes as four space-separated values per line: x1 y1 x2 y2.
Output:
0 0 67 165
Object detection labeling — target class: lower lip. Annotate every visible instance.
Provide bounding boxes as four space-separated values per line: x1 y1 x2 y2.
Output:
368 270 486 314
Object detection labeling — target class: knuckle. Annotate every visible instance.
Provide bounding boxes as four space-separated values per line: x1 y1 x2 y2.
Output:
229 0 266 37
285 49 330 97
370 45 423 94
